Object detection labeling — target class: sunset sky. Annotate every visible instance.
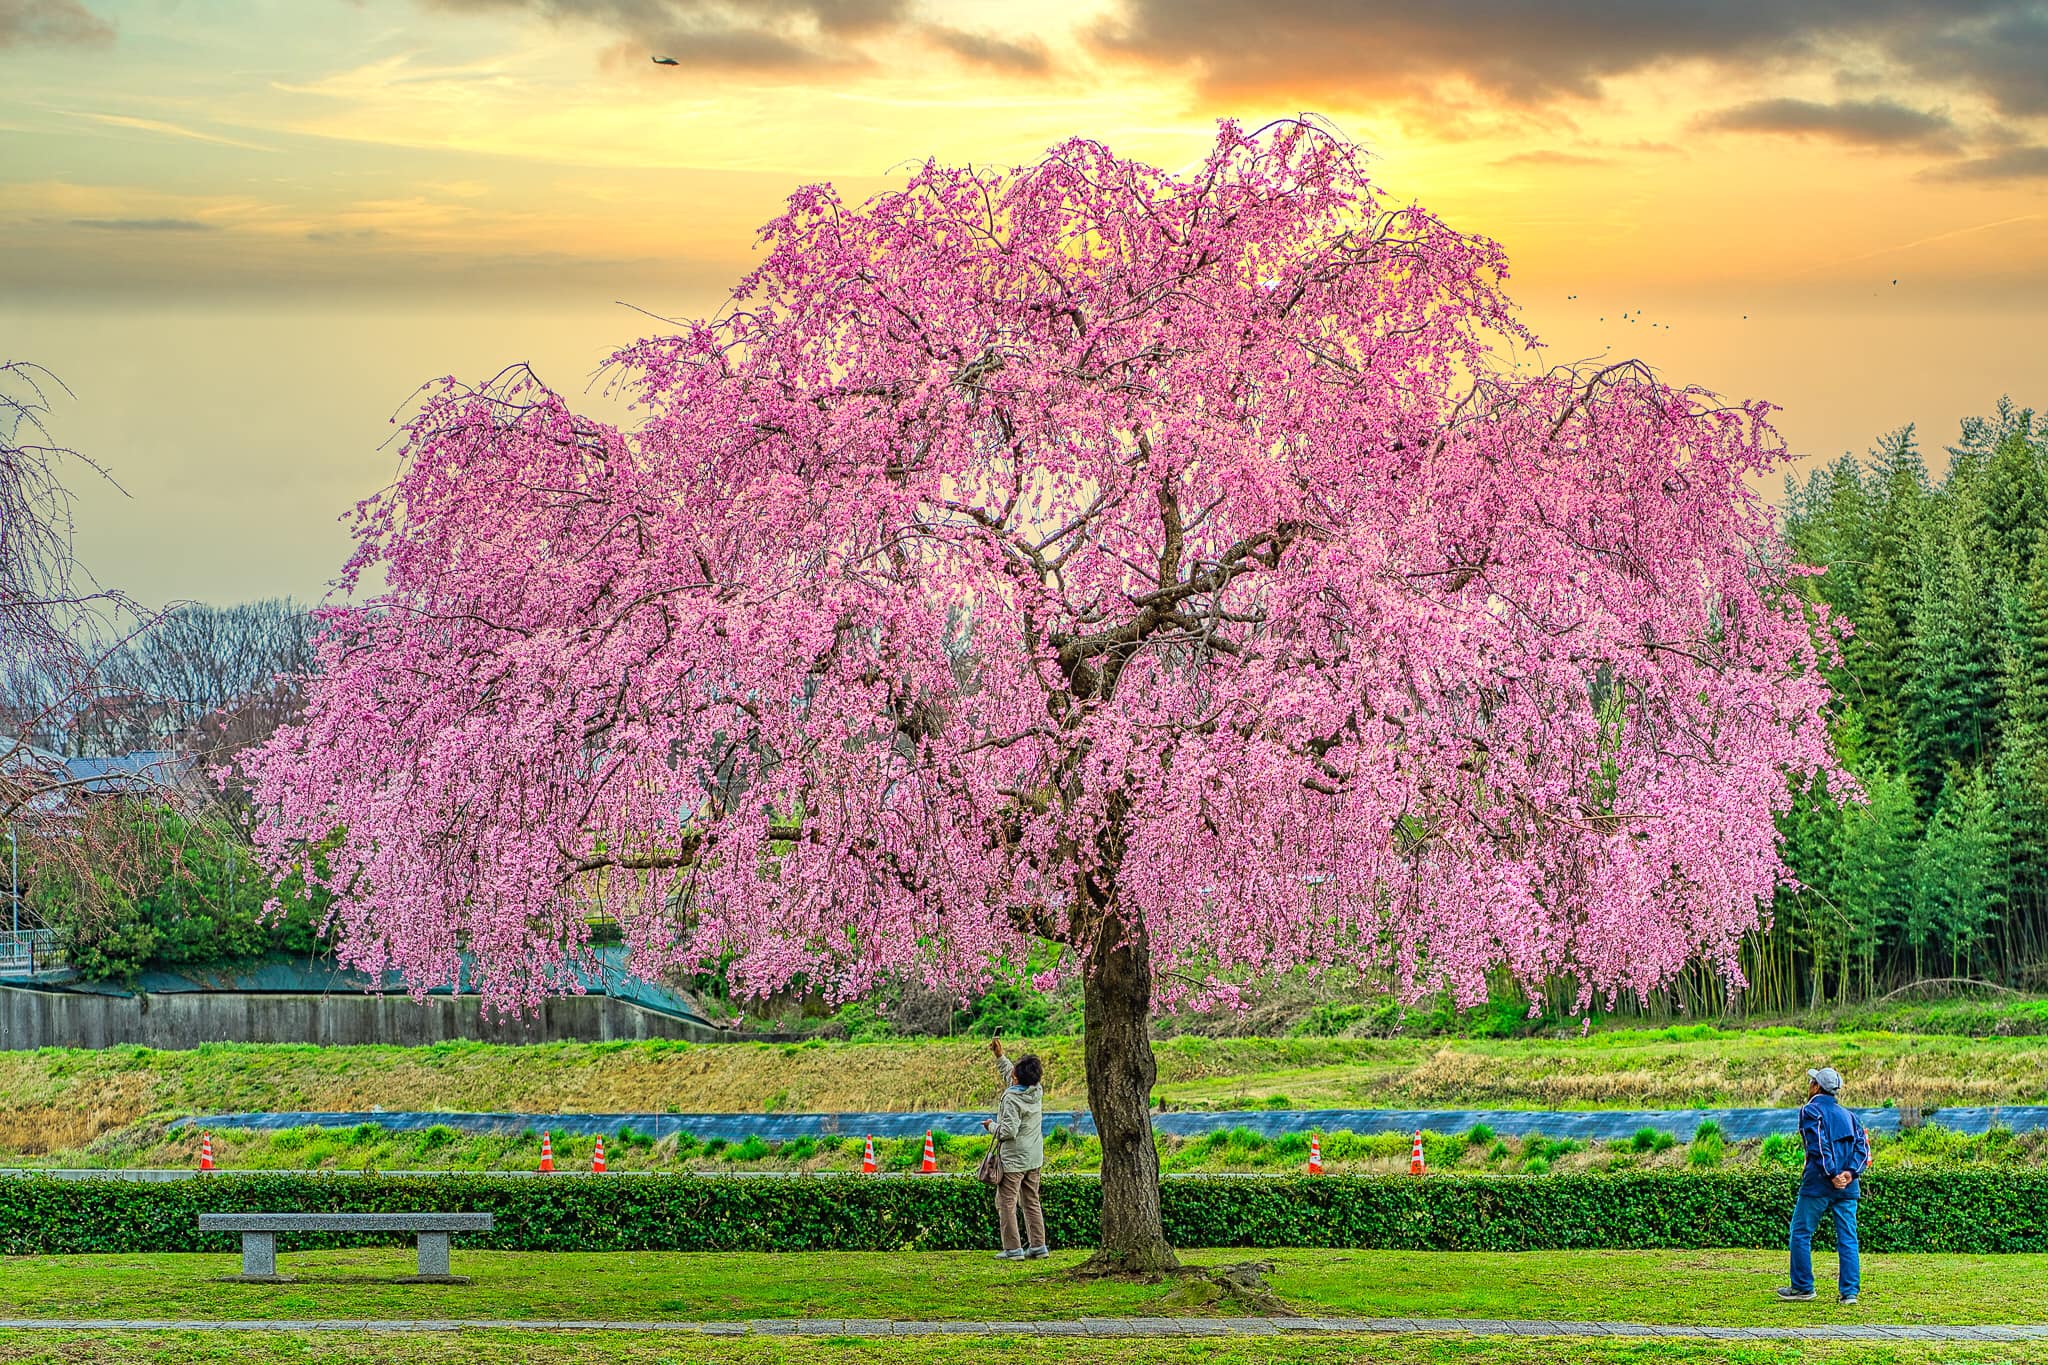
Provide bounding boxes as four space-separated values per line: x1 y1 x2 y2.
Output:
5 0 2047 605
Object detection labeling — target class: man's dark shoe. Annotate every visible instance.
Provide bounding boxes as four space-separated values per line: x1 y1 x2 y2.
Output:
1840 1294 1859 1305
1775 1287 1817 1301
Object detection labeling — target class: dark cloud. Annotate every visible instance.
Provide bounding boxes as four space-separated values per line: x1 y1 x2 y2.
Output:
1697 97 1960 150
1090 1 2048 118
0 0 113 48
1924 143 2048 179
420 0 907 71
1901 5 2048 115
68 217 213 231
923 24 1049 74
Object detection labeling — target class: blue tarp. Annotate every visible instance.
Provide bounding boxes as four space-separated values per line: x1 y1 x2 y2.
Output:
172 1104 2048 1142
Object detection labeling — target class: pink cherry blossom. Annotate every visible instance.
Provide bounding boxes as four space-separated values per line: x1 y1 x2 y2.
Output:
253 120 1836 1266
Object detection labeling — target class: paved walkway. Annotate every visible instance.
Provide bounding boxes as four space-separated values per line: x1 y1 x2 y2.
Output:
2 1317 2044 1339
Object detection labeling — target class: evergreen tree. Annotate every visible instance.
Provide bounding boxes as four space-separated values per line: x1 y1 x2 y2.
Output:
1778 400 2048 993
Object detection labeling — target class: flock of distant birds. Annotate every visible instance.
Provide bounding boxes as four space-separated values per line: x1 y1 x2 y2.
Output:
641 48 1911 334
1558 281 1901 332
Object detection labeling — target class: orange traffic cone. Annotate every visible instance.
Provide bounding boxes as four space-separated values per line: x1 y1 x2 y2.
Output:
1308 1134 1323 1175
592 1137 606 1173
920 1131 937 1173
861 1136 877 1174
539 1131 555 1173
199 1133 214 1172
1409 1130 1426 1176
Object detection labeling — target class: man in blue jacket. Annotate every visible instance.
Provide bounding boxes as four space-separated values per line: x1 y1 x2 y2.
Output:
1778 1066 1871 1304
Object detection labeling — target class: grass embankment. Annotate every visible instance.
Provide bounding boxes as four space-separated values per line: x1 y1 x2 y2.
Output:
7 1024 2048 1158
3 1337 2038 1365
4 1248 2043 1325
35 1112 2048 1176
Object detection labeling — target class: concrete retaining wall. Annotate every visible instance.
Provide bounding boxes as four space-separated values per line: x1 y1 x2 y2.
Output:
0 985 720 1050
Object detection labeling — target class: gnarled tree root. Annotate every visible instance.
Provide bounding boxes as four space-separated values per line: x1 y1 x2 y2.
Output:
1068 1255 1289 1315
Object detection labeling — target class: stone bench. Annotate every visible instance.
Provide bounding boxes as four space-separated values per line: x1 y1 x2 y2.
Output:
197 1212 494 1283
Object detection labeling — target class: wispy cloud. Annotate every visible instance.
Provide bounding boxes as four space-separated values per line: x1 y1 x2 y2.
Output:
1825 212 2045 268
68 216 214 231
75 112 279 153
1491 149 1610 169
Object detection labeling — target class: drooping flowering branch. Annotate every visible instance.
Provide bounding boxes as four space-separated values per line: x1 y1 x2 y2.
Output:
254 120 1837 1021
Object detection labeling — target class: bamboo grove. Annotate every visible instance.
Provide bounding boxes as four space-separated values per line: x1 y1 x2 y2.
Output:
1753 398 2048 1010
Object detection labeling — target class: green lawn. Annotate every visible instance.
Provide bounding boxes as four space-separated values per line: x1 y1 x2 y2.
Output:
1 1334 2041 1365
3 1248 2042 1327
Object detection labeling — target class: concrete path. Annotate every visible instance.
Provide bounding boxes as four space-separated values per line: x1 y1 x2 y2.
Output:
167 1104 2048 1142
2 1317 2045 1340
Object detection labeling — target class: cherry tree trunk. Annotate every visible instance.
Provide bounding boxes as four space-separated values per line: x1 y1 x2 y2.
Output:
1080 902 1179 1273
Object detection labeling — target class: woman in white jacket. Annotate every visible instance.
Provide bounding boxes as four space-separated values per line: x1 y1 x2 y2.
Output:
983 1036 1047 1260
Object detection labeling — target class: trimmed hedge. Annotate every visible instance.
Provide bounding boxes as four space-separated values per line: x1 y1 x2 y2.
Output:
3 1170 2043 1256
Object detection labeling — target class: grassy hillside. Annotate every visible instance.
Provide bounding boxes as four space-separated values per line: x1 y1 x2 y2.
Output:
27 1106 2048 1175
6 1024 2048 1157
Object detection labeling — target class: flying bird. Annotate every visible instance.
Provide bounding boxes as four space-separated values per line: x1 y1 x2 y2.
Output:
652 55 679 65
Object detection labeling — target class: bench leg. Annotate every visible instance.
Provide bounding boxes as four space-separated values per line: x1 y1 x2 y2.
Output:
241 1232 276 1278
416 1231 451 1278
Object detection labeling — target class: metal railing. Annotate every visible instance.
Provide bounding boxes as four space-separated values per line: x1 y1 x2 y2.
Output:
0 928 55 977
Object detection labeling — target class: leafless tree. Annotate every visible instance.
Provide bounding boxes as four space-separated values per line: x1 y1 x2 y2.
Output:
100 598 317 830
0 360 156 930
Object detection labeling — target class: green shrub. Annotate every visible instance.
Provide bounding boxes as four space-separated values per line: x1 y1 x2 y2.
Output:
1760 1134 1803 1170
9 1170 2040 1256
30 801 334 985
1693 1120 1722 1144
1631 1128 1660 1153
728 1137 771 1162
1290 1003 1369 1037
1520 1135 1583 1164
1465 1125 1495 1147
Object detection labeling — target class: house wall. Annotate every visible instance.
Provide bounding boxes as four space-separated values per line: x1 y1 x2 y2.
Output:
0 985 721 1050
